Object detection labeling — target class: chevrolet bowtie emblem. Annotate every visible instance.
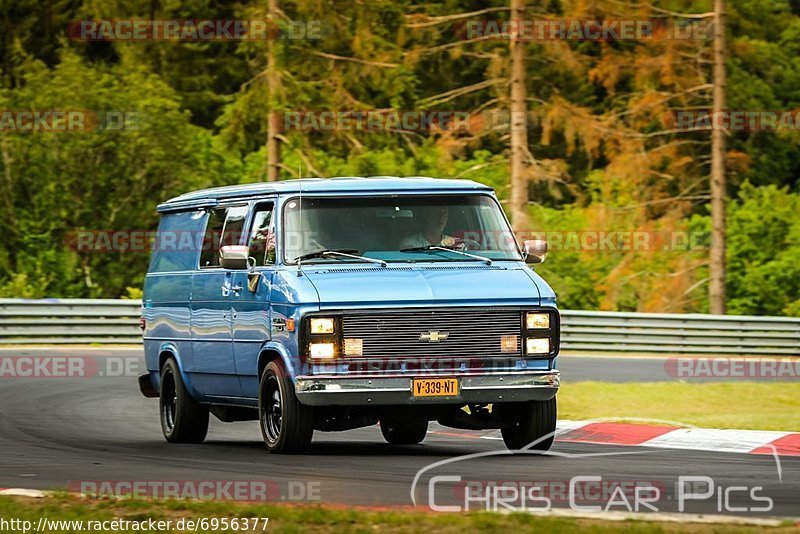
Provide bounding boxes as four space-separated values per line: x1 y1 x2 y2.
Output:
420 331 449 342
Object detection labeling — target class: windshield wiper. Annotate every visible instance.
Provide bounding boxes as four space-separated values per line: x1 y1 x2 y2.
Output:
400 245 492 265
295 248 356 262
295 249 387 267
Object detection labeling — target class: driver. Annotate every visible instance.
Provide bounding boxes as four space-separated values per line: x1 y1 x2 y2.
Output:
400 205 458 249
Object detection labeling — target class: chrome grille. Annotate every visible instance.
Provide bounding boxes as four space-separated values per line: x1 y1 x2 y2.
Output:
341 308 523 358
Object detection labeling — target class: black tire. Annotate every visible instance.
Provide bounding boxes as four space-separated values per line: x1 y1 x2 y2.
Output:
500 397 557 452
258 360 314 453
380 419 428 445
159 358 209 444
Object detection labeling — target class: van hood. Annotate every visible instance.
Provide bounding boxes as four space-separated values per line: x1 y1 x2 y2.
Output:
301 264 547 309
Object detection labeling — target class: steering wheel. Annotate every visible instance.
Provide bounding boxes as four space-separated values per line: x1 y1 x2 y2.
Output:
446 237 482 251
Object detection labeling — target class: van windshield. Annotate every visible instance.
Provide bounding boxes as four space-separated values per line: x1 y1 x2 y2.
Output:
282 195 523 264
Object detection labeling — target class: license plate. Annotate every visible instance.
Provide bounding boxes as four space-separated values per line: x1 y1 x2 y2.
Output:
412 378 459 397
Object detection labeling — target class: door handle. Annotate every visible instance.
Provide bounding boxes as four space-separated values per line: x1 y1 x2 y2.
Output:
231 285 243 296
221 286 231 297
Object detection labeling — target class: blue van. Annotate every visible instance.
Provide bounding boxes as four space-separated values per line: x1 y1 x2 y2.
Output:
140 177 559 453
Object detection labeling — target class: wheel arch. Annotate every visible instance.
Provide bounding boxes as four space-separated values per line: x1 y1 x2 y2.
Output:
154 343 199 399
257 342 297 381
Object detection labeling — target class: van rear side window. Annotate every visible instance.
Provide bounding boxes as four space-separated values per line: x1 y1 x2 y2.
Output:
148 210 207 273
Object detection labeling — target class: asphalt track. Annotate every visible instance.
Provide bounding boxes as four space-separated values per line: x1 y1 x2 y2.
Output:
0 348 797 520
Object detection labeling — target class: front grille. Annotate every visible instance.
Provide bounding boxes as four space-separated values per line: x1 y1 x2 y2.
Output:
341 308 523 358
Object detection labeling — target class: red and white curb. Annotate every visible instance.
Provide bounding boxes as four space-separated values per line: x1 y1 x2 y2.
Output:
554 421 800 456
434 421 800 456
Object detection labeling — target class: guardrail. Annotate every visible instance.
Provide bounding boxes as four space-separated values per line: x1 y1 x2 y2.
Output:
0 299 143 345
560 310 800 355
1 299 798 355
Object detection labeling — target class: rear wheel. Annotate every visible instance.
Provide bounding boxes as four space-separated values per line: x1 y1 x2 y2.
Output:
500 397 557 452
380 419 428 445
159 358 209 443
258 360 314 453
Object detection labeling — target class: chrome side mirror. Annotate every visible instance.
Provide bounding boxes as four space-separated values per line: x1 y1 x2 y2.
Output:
522 239 548 264
219 245 249 270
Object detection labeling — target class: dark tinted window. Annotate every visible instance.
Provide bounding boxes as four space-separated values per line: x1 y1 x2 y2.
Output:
148 210 207 273
199 208 226 268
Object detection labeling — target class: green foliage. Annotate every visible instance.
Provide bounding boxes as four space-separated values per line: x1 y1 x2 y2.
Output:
0 49 239 297
561 381 800 431
726 183 800 316
0 0 798 317
537 183 800 315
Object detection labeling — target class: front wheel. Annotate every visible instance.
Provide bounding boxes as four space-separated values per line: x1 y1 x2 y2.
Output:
380 419 428 445
159 358 209 444
500 397 557 452
258 360 314 453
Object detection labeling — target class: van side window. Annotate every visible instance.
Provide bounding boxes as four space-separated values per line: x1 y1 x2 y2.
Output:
199 206 247 268
221 206 247 248
199 208 227 268
149 210 207 273
247 203 275 266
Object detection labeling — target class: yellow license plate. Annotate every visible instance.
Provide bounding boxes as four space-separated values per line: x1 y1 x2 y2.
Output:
412 378 459 397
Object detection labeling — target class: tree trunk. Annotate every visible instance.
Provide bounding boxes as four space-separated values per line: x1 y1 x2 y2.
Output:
265 0 281 182
509 0 530 233
710 0 727 314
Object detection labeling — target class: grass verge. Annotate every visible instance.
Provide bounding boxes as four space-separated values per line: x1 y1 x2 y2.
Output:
0 495 796 533
559 382 800 431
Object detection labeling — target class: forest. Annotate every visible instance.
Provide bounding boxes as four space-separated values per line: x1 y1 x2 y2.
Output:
0 0 798 316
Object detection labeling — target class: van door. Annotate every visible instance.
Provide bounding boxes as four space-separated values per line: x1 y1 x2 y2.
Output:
231 201 276 399
189 205 247 398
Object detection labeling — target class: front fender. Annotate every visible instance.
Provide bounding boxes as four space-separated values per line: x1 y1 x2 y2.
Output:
257 341 298 381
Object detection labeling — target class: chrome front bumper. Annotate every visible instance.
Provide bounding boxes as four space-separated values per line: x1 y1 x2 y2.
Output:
294 371 559 406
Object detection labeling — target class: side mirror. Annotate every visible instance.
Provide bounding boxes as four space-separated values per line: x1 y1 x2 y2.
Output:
219 245 249 270
522 239 548 264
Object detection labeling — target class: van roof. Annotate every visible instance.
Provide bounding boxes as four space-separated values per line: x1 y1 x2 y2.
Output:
157 176 494 213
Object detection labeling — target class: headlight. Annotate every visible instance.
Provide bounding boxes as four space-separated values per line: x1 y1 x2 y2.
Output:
526 337 550 355
309 342 336 359
526 312 550 329
310 317 335 334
